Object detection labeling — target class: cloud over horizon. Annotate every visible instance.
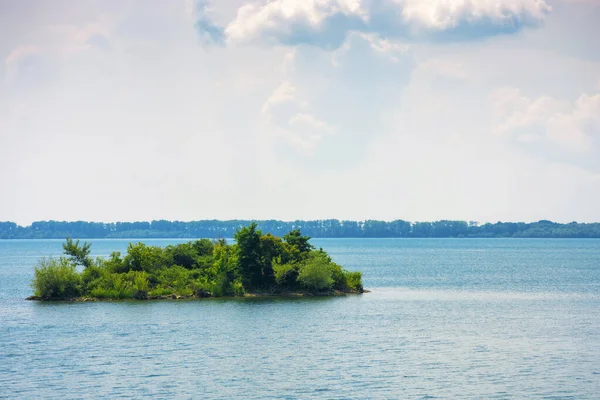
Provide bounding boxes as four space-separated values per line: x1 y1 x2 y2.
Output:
194 0 552 49
491 87 600 170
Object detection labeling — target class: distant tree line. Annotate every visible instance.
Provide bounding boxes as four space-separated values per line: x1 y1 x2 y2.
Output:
2 219 600 239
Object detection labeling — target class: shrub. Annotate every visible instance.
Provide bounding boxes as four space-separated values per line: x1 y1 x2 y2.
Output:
90 287 123 299
81 263 111 293
129 271 150 292
158 266 192 295
32 257 81 299
330 262 345 289
297 253 334 292
207 272 230 297
273 260 299 289
232 279 245 296
343 271 363 291
205 272 242 297
90 273 136 299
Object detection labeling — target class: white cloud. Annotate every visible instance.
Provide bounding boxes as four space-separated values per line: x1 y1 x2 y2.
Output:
490 87 600 168
332 32 409 65
490 87 567 135
261 81 335 154
289 112 336 134
399 0 550 31
212 0 551 48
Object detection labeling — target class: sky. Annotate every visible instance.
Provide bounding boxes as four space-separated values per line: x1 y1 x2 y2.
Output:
1 0 599 225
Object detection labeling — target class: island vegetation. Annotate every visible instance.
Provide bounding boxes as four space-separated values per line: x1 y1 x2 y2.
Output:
3 219 600 239
29 224 364 301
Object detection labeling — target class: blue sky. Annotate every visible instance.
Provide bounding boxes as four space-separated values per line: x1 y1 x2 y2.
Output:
1 0 599 225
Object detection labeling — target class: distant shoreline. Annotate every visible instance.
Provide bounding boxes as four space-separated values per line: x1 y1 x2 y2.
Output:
2 219 600 239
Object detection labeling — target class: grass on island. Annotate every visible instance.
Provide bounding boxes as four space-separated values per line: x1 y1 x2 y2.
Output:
30 223 363 301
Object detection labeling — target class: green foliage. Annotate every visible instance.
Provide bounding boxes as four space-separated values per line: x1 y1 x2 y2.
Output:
272 260 299 288
157 266 192 295
234 222 263 288
148 287 173 297
31 228 364 300
32 257 81 299
232 279 245 296
101 252 124 273
211 240 237 277
343 271 363 291
131 271 150 292
192 239 214 257
259 233 283 286
206 272 232 297
329 260 346 289
86 270 148 299
192 239 214 268
283 229 313 261
62 237 93 268
121 243 165 273
81 263 110 293
165 242 199 270
297 252 334 292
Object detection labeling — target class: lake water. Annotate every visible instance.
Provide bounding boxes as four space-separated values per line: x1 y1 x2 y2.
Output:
1 238 599 399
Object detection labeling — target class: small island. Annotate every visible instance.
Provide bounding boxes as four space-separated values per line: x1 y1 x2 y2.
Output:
28 223 364 301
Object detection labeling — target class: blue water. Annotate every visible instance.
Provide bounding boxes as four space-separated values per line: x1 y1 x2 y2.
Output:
1 238 599 399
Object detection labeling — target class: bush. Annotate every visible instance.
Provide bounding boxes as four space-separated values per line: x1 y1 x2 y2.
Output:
330 262 345 289
88 273 136 299
81 264 108 291
158 266 192 295
32 257 81 299
129 271 150 292
343 271 363 291
232 279 245 296
297 253 334 292
207 272 231 297
273 260 299 289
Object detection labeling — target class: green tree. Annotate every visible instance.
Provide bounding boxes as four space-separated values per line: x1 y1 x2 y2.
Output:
62 237 93 268
234 223 263 288
282 229 313 261
165 242 198 269
121 243 165 273
259 233 284 286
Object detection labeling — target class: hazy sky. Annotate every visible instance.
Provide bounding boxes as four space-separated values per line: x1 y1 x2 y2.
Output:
1 0 599 225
